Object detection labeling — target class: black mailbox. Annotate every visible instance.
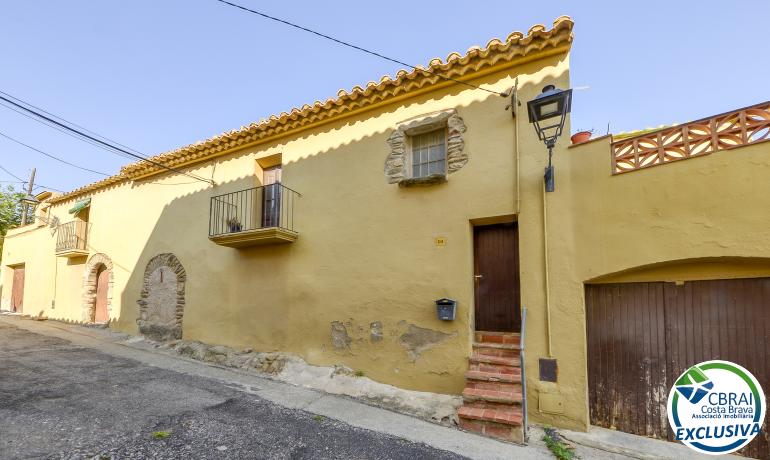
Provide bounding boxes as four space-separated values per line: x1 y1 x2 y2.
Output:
435 298 457 321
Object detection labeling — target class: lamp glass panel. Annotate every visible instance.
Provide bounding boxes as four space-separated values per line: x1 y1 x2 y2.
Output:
538 101 560 119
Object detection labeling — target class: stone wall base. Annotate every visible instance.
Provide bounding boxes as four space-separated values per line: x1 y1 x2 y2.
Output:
162 338 462 426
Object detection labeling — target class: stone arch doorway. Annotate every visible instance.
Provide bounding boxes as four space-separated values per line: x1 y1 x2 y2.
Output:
82 253 114 323
136 253 186 341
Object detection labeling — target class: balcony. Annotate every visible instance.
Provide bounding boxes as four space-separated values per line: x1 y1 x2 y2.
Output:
208 183 299 248
56 221 89 257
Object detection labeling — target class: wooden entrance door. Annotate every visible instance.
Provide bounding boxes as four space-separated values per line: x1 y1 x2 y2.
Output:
473 223 521 332
262 166 282 228
586 279 770 459
94 266 109 323
11 265 25 313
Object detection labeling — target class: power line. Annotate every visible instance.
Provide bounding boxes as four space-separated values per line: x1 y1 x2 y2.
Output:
0 164 25 182
0 92 214 184
0 130 109 176
213 0 507 97
0 90 145 158
33 184 65 193
0 93 210 182
0 100 137 161
0 164 65 193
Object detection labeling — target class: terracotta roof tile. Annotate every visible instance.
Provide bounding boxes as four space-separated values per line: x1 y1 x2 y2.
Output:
49 16 573 204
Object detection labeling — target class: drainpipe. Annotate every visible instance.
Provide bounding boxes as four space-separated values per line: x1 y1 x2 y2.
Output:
510 80 553 357
513 79 521 214
542 182 553 358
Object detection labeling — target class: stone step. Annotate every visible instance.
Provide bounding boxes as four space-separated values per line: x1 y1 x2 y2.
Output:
465 368 521 384
472 342 520 359
462 386 523 405
458 402 523 427
474 331 520 346
459 417 524 444
472 341 520 350
465 379 522 393
468 361 520 376
470 352 520 367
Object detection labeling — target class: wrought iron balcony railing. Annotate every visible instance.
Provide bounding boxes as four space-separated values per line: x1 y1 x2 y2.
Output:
208 184 299 246
56 221 89 256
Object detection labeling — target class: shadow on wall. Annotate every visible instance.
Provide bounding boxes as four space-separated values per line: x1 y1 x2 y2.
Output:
109 56 568 394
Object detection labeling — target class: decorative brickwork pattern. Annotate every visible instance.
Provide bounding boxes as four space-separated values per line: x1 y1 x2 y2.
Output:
136 253 186 341
81 253 114 323
612 101 770 174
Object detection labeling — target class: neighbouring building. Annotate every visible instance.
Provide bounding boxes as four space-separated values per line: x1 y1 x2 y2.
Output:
2 16 769 457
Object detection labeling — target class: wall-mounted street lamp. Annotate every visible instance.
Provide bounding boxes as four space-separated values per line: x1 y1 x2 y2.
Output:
527 85 572 192
19 193 40 226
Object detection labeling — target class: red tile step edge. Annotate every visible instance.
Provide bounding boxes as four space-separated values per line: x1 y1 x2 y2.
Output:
465 369 521 383
458 404 523 427
474 331 521 345
470 353 520 367
462 386 523 404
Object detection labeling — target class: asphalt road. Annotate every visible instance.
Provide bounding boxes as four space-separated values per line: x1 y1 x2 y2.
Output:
0 322 466 460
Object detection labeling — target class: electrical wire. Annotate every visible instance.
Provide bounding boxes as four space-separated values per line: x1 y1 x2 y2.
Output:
0 90 145 158
33 184 65 193
0 164 26 182
213 0 507 97
0 92 214 184
0 165 63 193
0 130 109 176
0 100 137 161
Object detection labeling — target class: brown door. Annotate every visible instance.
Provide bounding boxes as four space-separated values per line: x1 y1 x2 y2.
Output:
11 265 25 313
473 223 521 332
94 266 109 323
262 166 282 228
586 279 770 459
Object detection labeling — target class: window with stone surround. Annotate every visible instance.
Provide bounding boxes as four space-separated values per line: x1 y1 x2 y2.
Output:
410 128 446 179
384 109 468 186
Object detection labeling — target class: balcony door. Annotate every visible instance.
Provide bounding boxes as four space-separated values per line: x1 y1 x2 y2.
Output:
262 166 282 228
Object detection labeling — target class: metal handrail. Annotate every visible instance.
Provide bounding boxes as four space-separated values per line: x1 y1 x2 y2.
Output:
208 183 299 237
520 307 528 441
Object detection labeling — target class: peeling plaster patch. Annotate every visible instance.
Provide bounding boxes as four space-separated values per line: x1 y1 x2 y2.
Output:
330 321 352 350
370 321 383 343
398 324 457 360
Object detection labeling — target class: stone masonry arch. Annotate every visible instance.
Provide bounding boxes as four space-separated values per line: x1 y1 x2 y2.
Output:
82 253 114 323
136 253 186 341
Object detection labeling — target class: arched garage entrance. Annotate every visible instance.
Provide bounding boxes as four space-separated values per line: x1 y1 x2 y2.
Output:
586 277 770 459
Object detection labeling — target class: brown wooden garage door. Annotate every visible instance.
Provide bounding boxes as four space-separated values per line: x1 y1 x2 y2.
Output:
586 278 770 459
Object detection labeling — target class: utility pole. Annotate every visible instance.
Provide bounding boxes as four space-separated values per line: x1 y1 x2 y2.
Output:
20 168 36 226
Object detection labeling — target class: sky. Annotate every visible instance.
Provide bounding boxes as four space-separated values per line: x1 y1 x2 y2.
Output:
1 1 768 193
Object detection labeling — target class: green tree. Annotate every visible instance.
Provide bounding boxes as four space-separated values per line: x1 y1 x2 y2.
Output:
0 185 24 260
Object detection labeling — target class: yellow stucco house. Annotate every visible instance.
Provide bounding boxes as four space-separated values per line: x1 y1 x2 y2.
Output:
3 16 770 456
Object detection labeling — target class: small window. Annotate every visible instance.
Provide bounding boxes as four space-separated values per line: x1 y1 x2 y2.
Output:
410 129 446 178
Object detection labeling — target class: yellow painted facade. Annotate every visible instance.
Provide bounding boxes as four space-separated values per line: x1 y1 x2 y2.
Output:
4 16 770 434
